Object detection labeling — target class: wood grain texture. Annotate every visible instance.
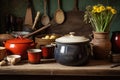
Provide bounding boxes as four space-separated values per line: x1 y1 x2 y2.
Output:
0 59 120 76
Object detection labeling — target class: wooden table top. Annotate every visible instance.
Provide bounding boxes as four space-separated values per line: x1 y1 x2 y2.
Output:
0 59 120 76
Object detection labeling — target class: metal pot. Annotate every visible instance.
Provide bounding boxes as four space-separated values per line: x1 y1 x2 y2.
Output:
11 31 33 39
11 31 30 37
54 32 91 66
4 36 35 59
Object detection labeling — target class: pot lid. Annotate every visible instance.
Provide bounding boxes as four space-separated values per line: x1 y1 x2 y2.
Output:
55 32 89 43
6 36 33 43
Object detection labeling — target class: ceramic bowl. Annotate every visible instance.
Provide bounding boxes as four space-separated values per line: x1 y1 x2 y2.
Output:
7 55 21 64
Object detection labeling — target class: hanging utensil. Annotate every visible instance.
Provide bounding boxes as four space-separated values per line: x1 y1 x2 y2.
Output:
54 0 65 24
41 0 50 25
24 0 33 26
32 11 40 30
48 0 92 37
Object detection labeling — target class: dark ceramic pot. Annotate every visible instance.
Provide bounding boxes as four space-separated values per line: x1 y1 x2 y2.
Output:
111 31 120 53
54 32 91 66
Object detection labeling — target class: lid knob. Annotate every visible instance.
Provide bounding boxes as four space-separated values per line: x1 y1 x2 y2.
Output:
69 32 75 36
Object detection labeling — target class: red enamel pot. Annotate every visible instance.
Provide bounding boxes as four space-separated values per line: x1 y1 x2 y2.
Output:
4 36 35 59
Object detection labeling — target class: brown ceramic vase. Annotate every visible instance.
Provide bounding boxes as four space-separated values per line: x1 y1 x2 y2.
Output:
91 32 111 59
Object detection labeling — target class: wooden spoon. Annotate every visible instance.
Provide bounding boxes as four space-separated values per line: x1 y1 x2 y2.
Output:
41 0 50 25
54 0 65 24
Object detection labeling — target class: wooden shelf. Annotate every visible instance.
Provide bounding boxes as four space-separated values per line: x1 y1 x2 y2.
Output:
0 59 120 76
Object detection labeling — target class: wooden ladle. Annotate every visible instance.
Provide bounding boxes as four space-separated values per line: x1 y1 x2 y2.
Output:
41 0 50 25
54 0 65 24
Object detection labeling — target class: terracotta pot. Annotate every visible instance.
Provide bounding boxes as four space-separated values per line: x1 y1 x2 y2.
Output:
91 32 111 59
4 36 35 59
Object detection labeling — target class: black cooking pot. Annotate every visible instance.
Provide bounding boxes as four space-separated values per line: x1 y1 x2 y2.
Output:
54 32 91 66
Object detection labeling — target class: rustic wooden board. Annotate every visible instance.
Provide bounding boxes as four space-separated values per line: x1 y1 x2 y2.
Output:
0 59 120 76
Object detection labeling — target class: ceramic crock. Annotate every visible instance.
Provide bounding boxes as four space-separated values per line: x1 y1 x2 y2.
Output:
111 31 120 53
54 32 91 66
4 36 35 59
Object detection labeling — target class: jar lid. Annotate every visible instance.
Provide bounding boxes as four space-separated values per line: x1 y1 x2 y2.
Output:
55 32 89 43
6 36 33 44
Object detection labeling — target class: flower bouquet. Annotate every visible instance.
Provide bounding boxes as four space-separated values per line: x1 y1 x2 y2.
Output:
84 4 117 32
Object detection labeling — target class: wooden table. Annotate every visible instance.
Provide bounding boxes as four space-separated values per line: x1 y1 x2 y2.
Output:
0 59 120 76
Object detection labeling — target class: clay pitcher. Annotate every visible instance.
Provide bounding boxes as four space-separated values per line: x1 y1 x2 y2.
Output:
91 32 111 59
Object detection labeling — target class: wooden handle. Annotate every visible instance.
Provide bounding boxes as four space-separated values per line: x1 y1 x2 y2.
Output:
32 11 40 29
23 23 51 38
73 0 78 11
58 0 61 9
44 0 47 15
27 0 31 7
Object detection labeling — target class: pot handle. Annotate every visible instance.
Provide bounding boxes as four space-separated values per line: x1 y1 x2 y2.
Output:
3 41 5 45
17 36 25 39
51 42 57 47
30 42 37 48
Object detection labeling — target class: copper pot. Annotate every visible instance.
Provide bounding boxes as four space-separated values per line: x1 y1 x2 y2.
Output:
4 36 35 59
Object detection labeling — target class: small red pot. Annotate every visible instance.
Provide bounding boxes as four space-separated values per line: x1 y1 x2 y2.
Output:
27 49 42 64
4 36 35 59
41 45 54 59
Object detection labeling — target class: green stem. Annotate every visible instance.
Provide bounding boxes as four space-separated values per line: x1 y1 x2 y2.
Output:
103 12 113 31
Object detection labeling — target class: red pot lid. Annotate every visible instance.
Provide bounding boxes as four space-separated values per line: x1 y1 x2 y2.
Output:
6 37 33 44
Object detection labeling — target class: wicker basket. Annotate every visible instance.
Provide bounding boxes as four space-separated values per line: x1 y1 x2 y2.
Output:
35 34 60 48
35 37 55 48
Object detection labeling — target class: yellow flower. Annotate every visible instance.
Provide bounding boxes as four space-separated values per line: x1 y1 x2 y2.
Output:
93 5 98 10
99 5 105 11
96 8 101 13
111 9 117 14
106 6 112 10
84 4 117 32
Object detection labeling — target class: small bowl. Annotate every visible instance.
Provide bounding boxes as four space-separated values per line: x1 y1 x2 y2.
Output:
7 55 21 65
